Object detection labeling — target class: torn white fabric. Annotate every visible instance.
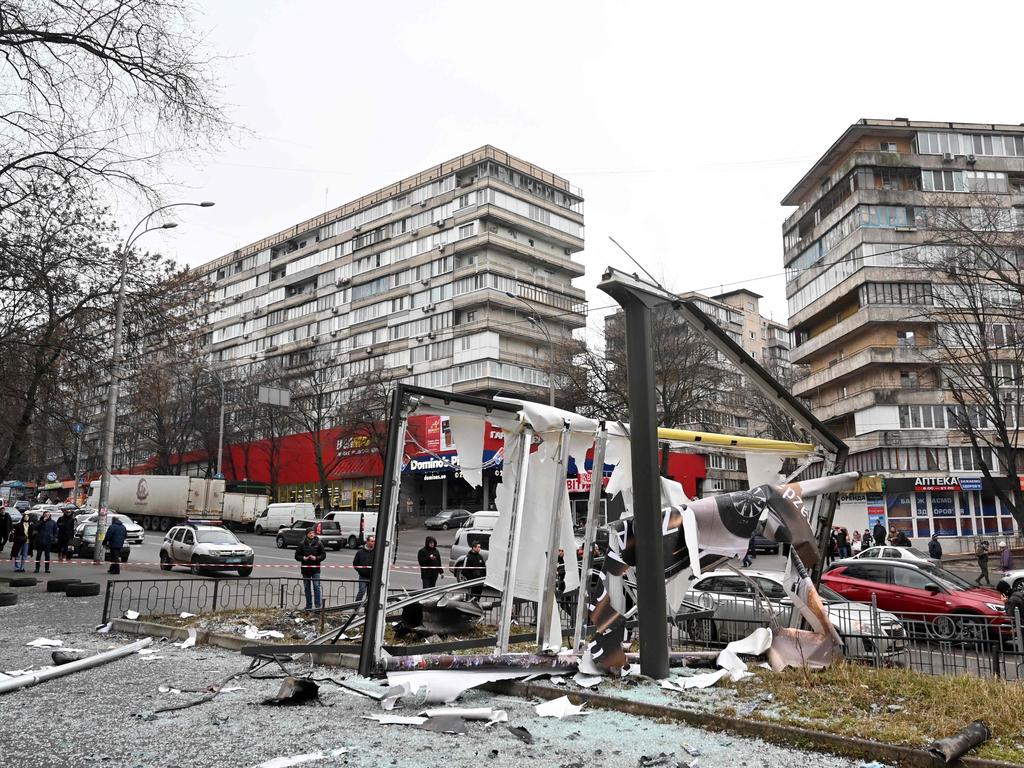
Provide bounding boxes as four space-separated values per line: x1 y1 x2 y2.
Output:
123 610 140 620
172 628 197 648
362 714 428 725
535 695 589 719
743 452 787 488
384 669 534 706
445 412 486 489
26 638 63 648
661 670 730 690
603 432 633 515
179 612 196 619
716 627 772 682
95 623 112 634
250 749 348 768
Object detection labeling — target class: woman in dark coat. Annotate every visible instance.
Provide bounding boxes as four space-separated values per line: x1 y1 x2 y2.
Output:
10 517 30 572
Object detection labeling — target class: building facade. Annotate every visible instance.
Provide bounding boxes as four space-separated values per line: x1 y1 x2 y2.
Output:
782 119 1024 542
101 147 586 511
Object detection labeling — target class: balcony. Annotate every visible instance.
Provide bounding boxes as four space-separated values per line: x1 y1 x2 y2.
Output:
811 386 947 423
846 429 952 453
793 345 932 397
792 304 933 364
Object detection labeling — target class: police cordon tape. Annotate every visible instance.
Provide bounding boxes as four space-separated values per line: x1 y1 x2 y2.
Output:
16 561 448 571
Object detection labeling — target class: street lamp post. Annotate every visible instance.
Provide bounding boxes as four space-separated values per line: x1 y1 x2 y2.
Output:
209 368 226 478
94 202 215 563
503 291 555 407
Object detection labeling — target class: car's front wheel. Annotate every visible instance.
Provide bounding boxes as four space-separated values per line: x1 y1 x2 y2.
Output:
237 567 253 577
276 536 286 549
347 535 358 549
441 522 449 530
190 557 201 576
159 553 172 572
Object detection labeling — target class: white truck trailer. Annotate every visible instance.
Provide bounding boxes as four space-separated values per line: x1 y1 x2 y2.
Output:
221 492 268 532
87 475 225 532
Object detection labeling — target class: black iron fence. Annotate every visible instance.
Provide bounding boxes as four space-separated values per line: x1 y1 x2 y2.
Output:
671 595 1024 680
101 577 361 624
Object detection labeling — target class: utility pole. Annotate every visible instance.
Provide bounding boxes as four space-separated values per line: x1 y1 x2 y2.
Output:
94 202 214 562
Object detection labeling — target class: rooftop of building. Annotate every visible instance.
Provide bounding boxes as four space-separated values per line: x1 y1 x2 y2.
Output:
781 117 1024 206
713 287 764 301
201 145 583 273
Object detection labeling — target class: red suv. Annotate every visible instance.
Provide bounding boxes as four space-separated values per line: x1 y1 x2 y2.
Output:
822 559 1007 640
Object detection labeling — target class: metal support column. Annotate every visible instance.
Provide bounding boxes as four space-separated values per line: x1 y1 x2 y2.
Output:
574 426 607 652
536 421 572 652
598 277 669 679
359 387 411 676
496 426 533 653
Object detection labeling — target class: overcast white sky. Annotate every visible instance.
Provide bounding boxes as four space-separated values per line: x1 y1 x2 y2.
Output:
140 0 1024 328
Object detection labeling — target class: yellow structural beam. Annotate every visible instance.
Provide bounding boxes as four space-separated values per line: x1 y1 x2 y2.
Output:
656 427 816 455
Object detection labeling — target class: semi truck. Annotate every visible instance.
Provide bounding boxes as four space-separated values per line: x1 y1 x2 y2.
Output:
87 475 225 532
221 492 269 532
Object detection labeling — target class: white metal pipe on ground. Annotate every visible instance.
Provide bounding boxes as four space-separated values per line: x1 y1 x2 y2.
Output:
0 637 153 694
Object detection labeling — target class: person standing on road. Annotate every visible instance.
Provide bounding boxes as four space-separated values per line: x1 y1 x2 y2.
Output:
10 516 29 572
0 506 10 549
1000 542 1014 572
353 535 375 602
463 541 486 601
295 528 327 610
33 510 58 574
836 528 849 558
928 533 943 562
873 521 887 547
417 536 442 589
56 508 76 562
104 516 127 575
863 528 873 551
975 540 992 586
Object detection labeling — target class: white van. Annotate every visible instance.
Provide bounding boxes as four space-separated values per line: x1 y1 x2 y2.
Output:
254 502 315 535
464 509 499 531
322 509 378 548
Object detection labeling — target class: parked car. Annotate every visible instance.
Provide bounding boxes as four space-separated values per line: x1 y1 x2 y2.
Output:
449 527 491 577
999 568 1024 591
253 502 315 535
275 519 344 550
463 510 499 530
852 546 934 564
13 500 31 514
750 533 780 555
322 509 378 548
822 558 1007 639
3 505 23 524
160 522 254 576
683 569 907 661
425 508 472 530
76 513 145 545
72 523 130 561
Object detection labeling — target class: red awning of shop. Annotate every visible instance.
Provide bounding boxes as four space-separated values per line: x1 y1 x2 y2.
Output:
328 453 384 480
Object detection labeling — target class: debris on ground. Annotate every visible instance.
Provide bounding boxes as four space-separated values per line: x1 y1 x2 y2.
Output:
535 695 588 719
262 676 320 706
26 637 63 648
928 720 991 763
250 748 348 768
50 650 86 666
506 725 534 744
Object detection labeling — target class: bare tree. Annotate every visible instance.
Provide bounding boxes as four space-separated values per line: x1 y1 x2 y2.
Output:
286 352 346 509
0 179 183 483
0 0 230 211
332 365 394 467
910 194 1024 530
554 307 721 427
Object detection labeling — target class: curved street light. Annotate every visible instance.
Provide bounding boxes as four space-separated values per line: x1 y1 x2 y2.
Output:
94 202 215 562
504 291 555 407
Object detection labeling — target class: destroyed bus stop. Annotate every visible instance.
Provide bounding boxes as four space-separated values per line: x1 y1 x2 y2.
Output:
340 267 857 685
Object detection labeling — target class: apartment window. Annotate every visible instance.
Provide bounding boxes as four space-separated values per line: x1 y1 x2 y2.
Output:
896 330 917 347
880 141 897 152
899 371 919 388
859 282 933 307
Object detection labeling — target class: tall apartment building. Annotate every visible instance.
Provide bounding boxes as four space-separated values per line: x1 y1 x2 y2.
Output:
106 147 586 510
606 288 791 494
783 118 1024 542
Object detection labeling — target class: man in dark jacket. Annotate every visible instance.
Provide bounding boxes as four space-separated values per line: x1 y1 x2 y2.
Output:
928 534 943 561
0 507 10 548
352 535 375 602
873 521 887 546
294 528 327 609
417 536 442 589
56 509 76 562
893 529 910 547
104 517 128 575
463 541 486 600
975 540 991 586
34 510 58 574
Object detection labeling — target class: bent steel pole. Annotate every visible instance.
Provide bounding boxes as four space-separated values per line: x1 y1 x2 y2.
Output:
359 386 411 677
496 425 533 653
0 638 152 694
574 425 607 652
597 275 669 679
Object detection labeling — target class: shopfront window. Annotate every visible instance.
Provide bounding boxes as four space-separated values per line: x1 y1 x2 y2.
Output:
980 490 999 534
931 492 957 536
887 493 913 538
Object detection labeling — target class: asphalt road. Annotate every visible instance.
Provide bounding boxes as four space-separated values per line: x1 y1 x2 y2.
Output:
5 523 458 592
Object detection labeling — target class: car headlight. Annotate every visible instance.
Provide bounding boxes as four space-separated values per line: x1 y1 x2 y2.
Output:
985 603 1005 613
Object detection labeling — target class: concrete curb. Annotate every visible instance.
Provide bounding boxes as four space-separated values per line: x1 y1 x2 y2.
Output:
485 680 1023 768
110 619 359 668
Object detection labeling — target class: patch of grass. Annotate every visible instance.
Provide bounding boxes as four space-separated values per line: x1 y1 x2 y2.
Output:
740 663 1024 763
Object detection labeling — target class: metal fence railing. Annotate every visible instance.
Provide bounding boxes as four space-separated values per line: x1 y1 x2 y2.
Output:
102 577 361 624
670 595 1024 680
